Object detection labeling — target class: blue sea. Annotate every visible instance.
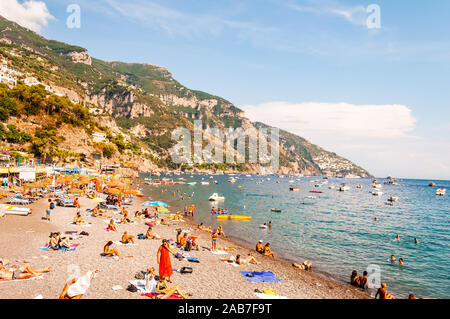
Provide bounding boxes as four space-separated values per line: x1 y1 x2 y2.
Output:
142 174 449 299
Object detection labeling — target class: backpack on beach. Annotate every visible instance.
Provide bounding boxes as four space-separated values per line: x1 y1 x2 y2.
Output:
50 202 55 210
180 267 193 274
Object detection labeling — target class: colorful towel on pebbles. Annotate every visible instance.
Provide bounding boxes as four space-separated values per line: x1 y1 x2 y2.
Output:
113 241 138 246
240 271 282 283
254 292 287 299
101 254 119 260
40 246 76 251
211 250 228 255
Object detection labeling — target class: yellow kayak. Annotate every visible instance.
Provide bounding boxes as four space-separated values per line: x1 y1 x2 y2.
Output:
216 215 252 220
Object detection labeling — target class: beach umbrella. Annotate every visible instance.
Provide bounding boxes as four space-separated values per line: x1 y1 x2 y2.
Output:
149 201 168 207
106 188 122 195
157 207 169 213
124 190 138 195
67 188 83 194
141 201 154 207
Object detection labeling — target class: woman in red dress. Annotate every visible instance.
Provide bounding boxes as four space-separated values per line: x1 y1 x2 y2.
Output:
157 239 174 282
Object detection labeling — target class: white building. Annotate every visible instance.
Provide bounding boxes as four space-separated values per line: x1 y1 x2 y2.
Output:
92 132 107 143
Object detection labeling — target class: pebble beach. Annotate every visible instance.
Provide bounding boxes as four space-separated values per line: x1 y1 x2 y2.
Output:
0 188 369 299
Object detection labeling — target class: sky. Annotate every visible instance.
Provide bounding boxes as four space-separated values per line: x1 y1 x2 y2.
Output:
1 0 449 179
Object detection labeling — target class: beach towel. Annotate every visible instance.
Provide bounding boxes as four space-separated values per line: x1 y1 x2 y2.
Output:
223 261 240 267
240 271 282 283
101 254 119 260
40 246 76 251
113 241 138 246
141 292 183 299
66 271 93 298
69 222 92 227
210 250 228 255
128 278 157 294
254 292 287 299
186 257 199 263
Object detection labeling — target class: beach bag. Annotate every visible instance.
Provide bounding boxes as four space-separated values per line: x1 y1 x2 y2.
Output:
79 231 89 236
50 202 55 210
137 233 145 240
174 252 183 259
134 272 145 280
180 267 193 274
126 284 138 292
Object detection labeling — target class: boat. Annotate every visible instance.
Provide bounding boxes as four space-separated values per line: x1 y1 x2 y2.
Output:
289 187 300 191
187 182 197 186
387 196 399 202
356 184 362 188
371 190 383 196
208 193 225 201
429 182 436 187
372 183 383 189
228 178 237 183
271 208 281 212
259 224 268 229
309 190 323 193
328 186 335 189
216 215 252 220
338 184 350 191
200 182 210 185
436 188 446 196
384 177 398 185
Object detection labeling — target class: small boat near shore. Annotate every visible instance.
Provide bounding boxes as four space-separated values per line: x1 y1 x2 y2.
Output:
436 188 446 196
371 190 383 196
309 190 323 193
209 193 225 201
289 187 300 191
429 182 436 187
387 196 399 202
339 184 350 191
271 208 281 212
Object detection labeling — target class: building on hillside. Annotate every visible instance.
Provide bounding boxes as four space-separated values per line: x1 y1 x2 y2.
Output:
92 132 107 143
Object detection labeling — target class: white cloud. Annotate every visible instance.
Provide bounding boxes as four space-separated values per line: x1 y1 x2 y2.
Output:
0 0 54 33
241 101 450 179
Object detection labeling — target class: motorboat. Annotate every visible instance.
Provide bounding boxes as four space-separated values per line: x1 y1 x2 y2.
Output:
289 187 300 191
209 193 225 201
436 188 446 196
200 182 210 185
339 184 350 191
371 190 383 196
372 183 383 189
387 196 399 202
429 182 435 187
228 178 237 183
271 208 282 212
356 184 363 188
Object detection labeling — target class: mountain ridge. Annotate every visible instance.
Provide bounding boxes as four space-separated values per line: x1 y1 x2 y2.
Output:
0 16 371 177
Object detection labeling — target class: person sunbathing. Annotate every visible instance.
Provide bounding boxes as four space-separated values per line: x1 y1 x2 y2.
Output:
197 223 212 232
263 243 275 258
59 270 99 299
190 236 199 251
145 226 161 239
60 237 71 249
293 261 312 271
49 232 61 250
73 212 86 225
375 282 395 299
107 219 118 232
350 270 360 286
0 260 51 281
119 212 130 224
256 240 263 254
235 254 259 265
103 241 122 259
121 232 135 244
156 274 189 299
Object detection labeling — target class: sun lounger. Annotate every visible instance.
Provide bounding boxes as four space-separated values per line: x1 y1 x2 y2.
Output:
7 196 30 205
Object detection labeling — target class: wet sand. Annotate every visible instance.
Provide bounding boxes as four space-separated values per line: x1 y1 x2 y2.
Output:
0 192 369 299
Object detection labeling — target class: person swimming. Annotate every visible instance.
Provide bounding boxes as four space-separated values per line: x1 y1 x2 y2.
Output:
398 258 404 266
395 234 400 241
390 255 396 263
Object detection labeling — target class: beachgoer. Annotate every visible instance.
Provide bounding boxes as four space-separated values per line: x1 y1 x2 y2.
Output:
156 274 188 299
292 261 312 271
263 243 275 258
121 231 135 244
375 282 395 299
157 239 174 282
211 229 218 251
107 219 117 232
399 258 404 266
351 270 360 286
103 241 122 259
358 271 368 289
256 240 263 254
59 270 98 299
235 254 259 265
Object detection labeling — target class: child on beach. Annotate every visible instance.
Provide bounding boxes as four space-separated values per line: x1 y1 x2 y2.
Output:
45 199 53 221
211 229 218 251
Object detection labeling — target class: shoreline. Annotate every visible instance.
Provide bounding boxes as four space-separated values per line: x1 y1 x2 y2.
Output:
0 184 369 299
143 181 371 299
